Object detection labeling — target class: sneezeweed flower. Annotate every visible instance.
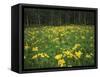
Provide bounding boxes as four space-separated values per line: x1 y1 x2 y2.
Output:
58 59 65 67
44 53 49 58
63 51 73 58
32 55 38 59
72 44 81 50
32 47 38 51
63 50 70 55
55 54 62 60
75 50 82 59
40 53 49 58
38 53 45 58
32 53 49 59
67 53 73 58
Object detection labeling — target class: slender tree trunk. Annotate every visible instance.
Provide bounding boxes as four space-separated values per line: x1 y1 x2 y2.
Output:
60 15 61 26
59 11 62 26
78 11 81 24
74 11 75 24
38 9 41 25
50 10 54 25
26 16 29 26
84 12 86 25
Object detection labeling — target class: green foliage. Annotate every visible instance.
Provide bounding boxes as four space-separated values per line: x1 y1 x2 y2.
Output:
24 25 95 69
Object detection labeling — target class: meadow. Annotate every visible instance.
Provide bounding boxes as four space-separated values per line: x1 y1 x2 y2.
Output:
24 25 95 69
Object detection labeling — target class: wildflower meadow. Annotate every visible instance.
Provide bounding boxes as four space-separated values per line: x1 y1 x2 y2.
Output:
24 25 95 69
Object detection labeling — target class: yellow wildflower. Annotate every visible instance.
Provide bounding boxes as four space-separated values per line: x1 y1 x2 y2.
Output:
72 44 81 50
63 51 73 58
24 45 30 49
58 59 65 67
32 55 38 59
41 54 45 58
32 47 38 51
38 53 44 57
75 51 82 58
38 53 49 58
55 54 62 60
32 53 49 59
44 53 49 58
86 54 91 58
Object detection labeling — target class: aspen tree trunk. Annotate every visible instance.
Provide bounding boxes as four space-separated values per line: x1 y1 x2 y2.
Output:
26 16 29 26
50 10 54 25
38 9 41 25
78 11 81 24
59 11 62 26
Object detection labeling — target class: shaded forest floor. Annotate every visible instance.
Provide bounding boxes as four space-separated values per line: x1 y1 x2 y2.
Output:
24 25 95 69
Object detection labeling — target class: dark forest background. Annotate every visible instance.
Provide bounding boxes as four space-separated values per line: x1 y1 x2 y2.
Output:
24 8 95 27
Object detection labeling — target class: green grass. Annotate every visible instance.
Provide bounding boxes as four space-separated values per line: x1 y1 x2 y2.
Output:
24 24 95 69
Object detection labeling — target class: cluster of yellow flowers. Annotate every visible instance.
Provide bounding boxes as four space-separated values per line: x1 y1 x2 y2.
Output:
54 47 83 67
58 59 65 67
63 50 73 58
75 50 82 59
32 53 49 59
55 54 65 67
32 47 38 51
62 50 82 59
55 54 62 60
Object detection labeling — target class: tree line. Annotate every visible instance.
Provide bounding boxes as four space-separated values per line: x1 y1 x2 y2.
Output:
24 8 95 27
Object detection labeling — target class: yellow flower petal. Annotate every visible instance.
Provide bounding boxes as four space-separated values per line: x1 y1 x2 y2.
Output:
75 51 82 58
55 54 62 60
58 59 65 67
